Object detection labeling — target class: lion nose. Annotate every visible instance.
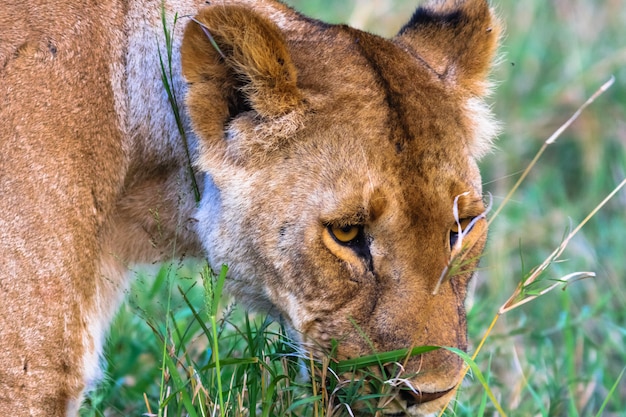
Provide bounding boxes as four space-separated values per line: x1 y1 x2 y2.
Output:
397 386 453 407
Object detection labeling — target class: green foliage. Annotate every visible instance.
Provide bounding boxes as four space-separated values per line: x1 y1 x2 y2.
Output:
82 1 626 416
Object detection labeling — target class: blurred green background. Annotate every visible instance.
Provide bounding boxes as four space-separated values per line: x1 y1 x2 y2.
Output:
86 1 626 416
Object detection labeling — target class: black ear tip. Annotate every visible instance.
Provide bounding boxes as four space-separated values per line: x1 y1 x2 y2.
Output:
399 6 464 36
399 0 495 36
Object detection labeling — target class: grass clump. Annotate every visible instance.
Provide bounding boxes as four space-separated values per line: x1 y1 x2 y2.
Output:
84 264 451 417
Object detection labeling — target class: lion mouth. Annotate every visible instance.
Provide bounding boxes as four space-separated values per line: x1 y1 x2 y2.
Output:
380 387 455 416
401 386 454 405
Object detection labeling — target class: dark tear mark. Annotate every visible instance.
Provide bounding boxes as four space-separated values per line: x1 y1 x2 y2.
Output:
350 29 413 154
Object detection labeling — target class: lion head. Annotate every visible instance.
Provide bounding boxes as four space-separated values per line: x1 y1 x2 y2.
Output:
181 0 499 414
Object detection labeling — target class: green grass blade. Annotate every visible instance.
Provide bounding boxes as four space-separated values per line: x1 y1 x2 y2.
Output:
335 346 440 373
178 284 212 340
212 265 228 317
594 366 625 417
261 375 290 417
199 357 259 372
285 395 323 413
159 5 201 203
210 315 225 417
445 347 506 417
162 353 200 417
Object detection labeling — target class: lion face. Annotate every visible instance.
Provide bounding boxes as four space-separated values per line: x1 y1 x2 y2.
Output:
182 0 499 414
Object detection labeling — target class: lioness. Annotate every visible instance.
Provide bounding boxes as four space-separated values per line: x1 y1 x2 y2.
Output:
0 0 499 415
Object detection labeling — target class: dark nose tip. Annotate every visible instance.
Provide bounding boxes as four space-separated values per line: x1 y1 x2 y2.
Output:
398 386 453 407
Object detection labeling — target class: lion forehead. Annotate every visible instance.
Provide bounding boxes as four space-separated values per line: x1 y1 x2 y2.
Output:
287 30 481 163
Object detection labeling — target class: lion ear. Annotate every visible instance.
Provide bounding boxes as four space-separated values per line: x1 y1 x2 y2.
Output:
181 5 304 162
395 0 500 97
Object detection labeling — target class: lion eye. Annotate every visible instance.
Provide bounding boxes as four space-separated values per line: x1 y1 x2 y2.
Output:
449 218 474 249
325 224 372 271
330 225 360 244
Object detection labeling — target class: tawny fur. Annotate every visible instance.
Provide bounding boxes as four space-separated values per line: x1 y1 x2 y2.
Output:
0 0 499 415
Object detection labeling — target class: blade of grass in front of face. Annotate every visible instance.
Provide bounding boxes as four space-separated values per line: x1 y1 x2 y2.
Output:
159 7 200 203
334 346 441 374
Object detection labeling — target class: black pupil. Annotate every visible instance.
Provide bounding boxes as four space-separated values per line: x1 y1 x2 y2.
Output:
341 226 354 234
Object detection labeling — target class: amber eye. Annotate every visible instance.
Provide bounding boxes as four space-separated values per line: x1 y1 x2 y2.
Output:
330 225 360 244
